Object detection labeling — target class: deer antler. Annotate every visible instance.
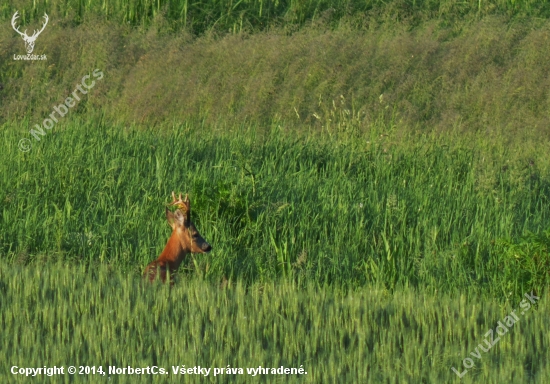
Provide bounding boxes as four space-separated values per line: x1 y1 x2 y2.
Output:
169 191 189 210
31 13 49 39
11 11 48 54
11 11 27 38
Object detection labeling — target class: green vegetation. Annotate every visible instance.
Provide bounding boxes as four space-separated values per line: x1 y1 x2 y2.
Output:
495 230 550 295
2 118 550 296
0 263 548 383
3 16 550 136
2 0 550 35
2 0 550 381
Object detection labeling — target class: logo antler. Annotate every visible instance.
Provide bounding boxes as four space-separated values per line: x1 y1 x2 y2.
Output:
12 11 48 54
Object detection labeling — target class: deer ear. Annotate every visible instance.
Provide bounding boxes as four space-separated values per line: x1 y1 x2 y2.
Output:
166 208 176 229
173 209 186 225
182 195 191 221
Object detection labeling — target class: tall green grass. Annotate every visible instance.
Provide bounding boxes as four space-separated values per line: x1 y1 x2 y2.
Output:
2 0 550 35
1 115 550 296
0 263 548 383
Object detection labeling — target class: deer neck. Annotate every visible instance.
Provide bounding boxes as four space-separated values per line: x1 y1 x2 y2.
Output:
157 231 188 271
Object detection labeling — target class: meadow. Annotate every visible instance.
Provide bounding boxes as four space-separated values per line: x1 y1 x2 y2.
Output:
1 115 550 381
1 0 550 381
1 263 549 383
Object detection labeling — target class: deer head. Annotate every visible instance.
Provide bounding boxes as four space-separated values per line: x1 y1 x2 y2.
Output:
12 11 48 54
167 192 212 254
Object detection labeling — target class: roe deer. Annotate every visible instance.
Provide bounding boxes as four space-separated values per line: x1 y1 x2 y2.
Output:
143 192 212 284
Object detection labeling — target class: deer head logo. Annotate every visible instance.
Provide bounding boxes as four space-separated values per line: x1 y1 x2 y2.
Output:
11 11 48 54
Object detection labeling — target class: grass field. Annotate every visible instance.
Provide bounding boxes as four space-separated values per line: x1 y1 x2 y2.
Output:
1 263 549 383
2 116 550 381
2 117 550 294
2 0 550 381
2 0 550 34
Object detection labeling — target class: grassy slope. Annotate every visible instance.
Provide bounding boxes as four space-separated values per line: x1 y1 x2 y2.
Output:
2 15 550 137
